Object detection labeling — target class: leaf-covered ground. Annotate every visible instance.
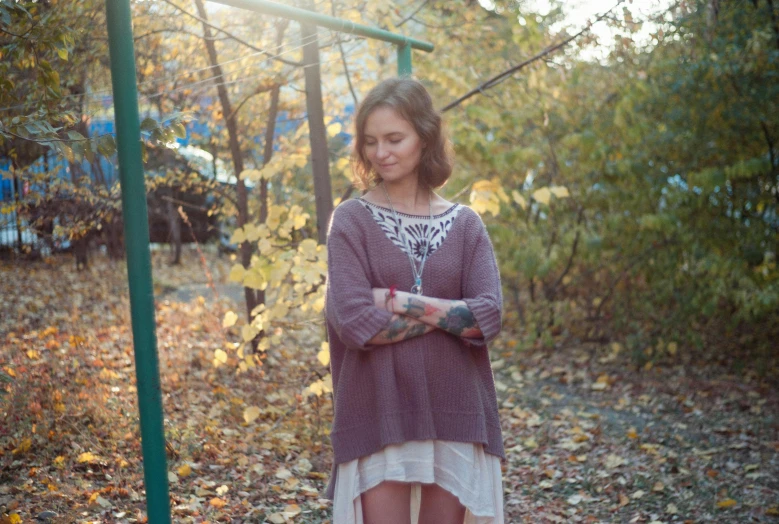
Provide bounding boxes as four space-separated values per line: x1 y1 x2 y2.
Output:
1 249 777 523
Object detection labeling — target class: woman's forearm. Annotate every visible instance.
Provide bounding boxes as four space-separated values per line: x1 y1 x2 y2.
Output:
392 291 483 339
367 313 436 345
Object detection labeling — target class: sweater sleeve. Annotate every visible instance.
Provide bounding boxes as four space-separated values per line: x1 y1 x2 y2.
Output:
461 212 503 349
325 207 394 350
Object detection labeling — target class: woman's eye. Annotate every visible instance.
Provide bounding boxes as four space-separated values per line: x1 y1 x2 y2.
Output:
389 139 401 144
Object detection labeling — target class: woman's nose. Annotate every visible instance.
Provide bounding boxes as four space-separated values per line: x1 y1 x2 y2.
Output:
375 143 390 159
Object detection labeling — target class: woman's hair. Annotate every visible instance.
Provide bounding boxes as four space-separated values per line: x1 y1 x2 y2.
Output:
350 77 453 191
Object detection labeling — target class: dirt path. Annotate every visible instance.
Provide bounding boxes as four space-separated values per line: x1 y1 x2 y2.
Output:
492 348 778 523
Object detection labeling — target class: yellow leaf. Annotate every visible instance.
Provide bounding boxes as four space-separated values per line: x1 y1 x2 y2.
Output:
336 157 350 171
327 122 343 136
78 452 98 463
244 406 261 424
283 503 302 517
12 437 31 455
53 455 66 467
222 311 238 328
284 477 300 490
214 349 228 364
311 294 325 313
243 268 267 291
626 427 638 439
532 187 551 205
317 342 330 367
298 238 318 258
549 185 570 198
210 497 227 508
667 342 678 356
4 514 22 524
241 324 259 343
308 380 324 396
512 190 527 210
178 464 192 477
717 498 737 509
230 228 246 244
229 264 245 282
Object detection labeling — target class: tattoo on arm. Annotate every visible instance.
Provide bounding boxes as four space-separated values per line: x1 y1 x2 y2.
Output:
383 316 409 340
401 296 442 318
436 305 477 336
368 314 433 345
401 296 426 317
403 323 428 340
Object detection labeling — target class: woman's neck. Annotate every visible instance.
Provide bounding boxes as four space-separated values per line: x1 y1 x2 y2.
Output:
380 179 430 214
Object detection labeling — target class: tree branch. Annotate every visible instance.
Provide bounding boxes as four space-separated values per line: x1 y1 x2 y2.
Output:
159 0 304 67
440 0 625 112
397 0 430 27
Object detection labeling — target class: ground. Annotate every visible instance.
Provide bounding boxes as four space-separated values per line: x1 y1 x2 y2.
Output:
0 247 776 523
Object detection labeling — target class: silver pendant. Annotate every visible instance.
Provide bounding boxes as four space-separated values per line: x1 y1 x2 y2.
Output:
410 284 422 295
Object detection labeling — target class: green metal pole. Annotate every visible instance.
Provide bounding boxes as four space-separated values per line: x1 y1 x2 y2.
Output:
397 43 412 76
104 1 172 522
208 0 434 52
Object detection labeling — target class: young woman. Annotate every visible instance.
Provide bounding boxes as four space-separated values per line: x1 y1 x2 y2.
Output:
324 77 506 524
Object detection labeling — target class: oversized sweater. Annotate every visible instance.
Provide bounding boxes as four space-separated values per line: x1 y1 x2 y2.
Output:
323 198 506 500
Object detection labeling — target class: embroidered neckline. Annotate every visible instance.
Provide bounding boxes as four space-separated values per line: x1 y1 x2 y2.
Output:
358 197 460 219
357 199 463 262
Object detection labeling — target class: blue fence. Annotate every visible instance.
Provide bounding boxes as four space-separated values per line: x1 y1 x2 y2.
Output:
0 103 354 251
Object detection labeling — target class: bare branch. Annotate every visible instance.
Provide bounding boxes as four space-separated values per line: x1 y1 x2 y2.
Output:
440 0 626 112
159 0 304 67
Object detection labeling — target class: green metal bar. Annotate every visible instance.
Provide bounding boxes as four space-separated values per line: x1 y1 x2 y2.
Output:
397 44 412 76
207 0 434 52
104 1 172 522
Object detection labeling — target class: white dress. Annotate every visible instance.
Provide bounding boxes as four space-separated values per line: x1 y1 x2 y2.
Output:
331 200 505 523
332 439 505 524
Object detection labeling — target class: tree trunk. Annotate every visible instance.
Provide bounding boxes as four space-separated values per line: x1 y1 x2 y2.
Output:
194 0 258 320
167 191 182 265
300 3 333 244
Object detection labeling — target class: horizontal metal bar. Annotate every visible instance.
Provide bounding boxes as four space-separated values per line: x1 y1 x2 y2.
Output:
206 0 434 52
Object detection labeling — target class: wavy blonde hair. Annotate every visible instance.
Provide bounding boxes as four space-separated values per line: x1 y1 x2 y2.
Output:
350 77 454 191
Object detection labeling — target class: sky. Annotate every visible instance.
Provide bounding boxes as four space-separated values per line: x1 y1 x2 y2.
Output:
477 0 676 62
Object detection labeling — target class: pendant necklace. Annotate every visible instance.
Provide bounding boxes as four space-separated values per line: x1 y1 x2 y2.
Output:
381 182 433 295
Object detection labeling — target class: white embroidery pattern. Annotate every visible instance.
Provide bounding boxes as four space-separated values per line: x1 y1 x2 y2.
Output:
358 198 462 262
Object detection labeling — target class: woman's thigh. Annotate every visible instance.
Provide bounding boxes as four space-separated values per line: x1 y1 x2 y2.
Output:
360 480 412 524
418 482 466 524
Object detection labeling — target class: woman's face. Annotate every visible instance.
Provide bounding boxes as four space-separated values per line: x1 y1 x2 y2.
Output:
363 106 424 185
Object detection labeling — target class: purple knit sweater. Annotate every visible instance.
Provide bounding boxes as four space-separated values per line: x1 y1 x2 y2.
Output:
322 198 506 500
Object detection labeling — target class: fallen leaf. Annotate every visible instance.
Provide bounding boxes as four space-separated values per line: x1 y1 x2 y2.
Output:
210 497 227 508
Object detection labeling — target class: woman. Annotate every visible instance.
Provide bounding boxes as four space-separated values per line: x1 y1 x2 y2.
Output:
324 77 506 524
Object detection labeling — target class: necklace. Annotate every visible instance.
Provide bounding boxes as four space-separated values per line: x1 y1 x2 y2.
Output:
381 182 433 295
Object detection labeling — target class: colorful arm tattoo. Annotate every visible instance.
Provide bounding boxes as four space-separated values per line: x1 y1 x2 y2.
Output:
367 314 434 345
436 305 478 336
392 291 483 340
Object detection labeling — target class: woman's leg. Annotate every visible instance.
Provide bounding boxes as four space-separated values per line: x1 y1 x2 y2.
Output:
361 480 412 524
418 483 466 524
